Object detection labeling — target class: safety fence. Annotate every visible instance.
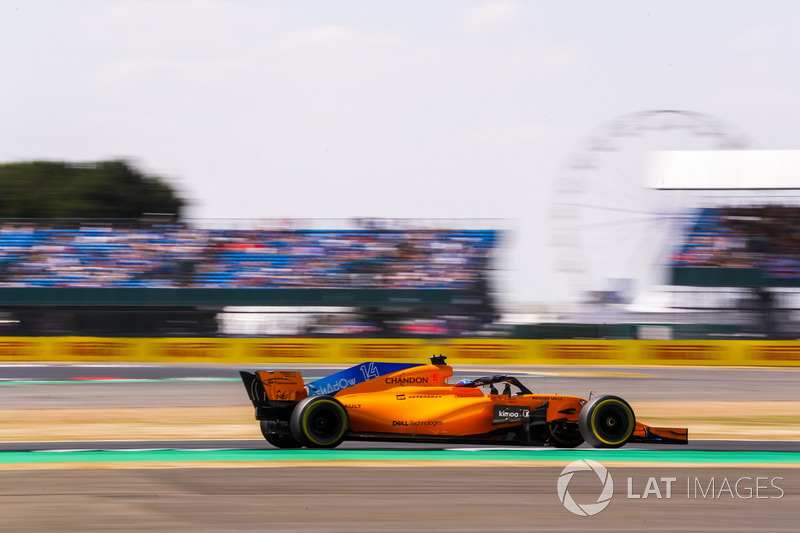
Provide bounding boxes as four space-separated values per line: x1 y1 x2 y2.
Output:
1 337 799 366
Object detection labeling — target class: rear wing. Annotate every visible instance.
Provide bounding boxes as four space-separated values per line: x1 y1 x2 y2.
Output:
240 362 421 408
240 370 307 409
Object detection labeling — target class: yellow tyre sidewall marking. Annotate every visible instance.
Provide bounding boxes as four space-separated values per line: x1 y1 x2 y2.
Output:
303 399 347 446
589 398 634 446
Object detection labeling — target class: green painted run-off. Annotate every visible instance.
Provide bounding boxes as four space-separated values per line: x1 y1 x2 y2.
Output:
1 448 799 465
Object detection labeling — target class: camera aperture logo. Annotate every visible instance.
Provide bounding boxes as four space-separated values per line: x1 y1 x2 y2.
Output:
557 459 614 516
557 460 786 517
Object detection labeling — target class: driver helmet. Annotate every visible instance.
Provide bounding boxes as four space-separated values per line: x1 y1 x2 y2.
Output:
455 379 472 386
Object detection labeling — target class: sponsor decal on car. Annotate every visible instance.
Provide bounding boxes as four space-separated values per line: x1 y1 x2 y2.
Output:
393 420 443 427
260 372 302 386
306 362 418 396
385 376 429 385
492 405 530 425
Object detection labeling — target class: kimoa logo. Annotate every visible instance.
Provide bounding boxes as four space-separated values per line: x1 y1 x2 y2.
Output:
557 459 614 516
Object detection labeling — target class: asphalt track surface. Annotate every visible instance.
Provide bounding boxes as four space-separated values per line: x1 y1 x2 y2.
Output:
1 363 799 531
4 362 800 407
1 363 799 454
1 466 798 531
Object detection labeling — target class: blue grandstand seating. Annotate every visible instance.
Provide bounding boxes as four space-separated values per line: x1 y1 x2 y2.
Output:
0 224 497 290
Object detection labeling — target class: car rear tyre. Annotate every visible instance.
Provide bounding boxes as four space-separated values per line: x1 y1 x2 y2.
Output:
260 419 301 449
290 395 349 448
579 395 635 448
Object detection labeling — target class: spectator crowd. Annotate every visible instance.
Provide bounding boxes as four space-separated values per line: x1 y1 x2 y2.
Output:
671 205 800 279
0 223 498 290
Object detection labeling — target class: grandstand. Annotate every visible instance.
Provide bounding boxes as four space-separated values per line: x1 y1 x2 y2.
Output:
549 142 800 340
0 222 496 289
0 219 501 336
672 205 800 285
664 203 800 338
4 203 800 340
652 148 800 339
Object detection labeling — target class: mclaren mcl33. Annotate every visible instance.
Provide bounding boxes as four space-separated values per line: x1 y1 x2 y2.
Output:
240 356 688 449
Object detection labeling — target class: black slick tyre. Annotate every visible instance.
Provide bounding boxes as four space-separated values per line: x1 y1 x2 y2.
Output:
578 395 635 448
290 395 349 448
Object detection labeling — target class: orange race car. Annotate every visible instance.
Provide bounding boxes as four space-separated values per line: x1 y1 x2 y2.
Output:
240 355 688 449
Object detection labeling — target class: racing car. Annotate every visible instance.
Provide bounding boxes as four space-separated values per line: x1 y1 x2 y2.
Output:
240 355 688 449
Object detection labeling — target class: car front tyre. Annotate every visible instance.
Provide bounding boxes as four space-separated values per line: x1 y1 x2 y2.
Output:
578 395 635 448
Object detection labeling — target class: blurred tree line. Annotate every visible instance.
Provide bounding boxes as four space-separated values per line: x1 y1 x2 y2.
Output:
0 160 184 219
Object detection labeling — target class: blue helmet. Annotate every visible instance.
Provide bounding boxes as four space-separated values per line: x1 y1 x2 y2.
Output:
455 379 472 386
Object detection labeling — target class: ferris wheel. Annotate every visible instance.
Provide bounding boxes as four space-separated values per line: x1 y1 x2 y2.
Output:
549 110 752 303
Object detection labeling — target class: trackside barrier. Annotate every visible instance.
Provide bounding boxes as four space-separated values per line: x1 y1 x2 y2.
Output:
1 337 800 366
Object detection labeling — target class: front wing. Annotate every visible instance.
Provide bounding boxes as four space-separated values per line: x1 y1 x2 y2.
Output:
630 422 688 445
